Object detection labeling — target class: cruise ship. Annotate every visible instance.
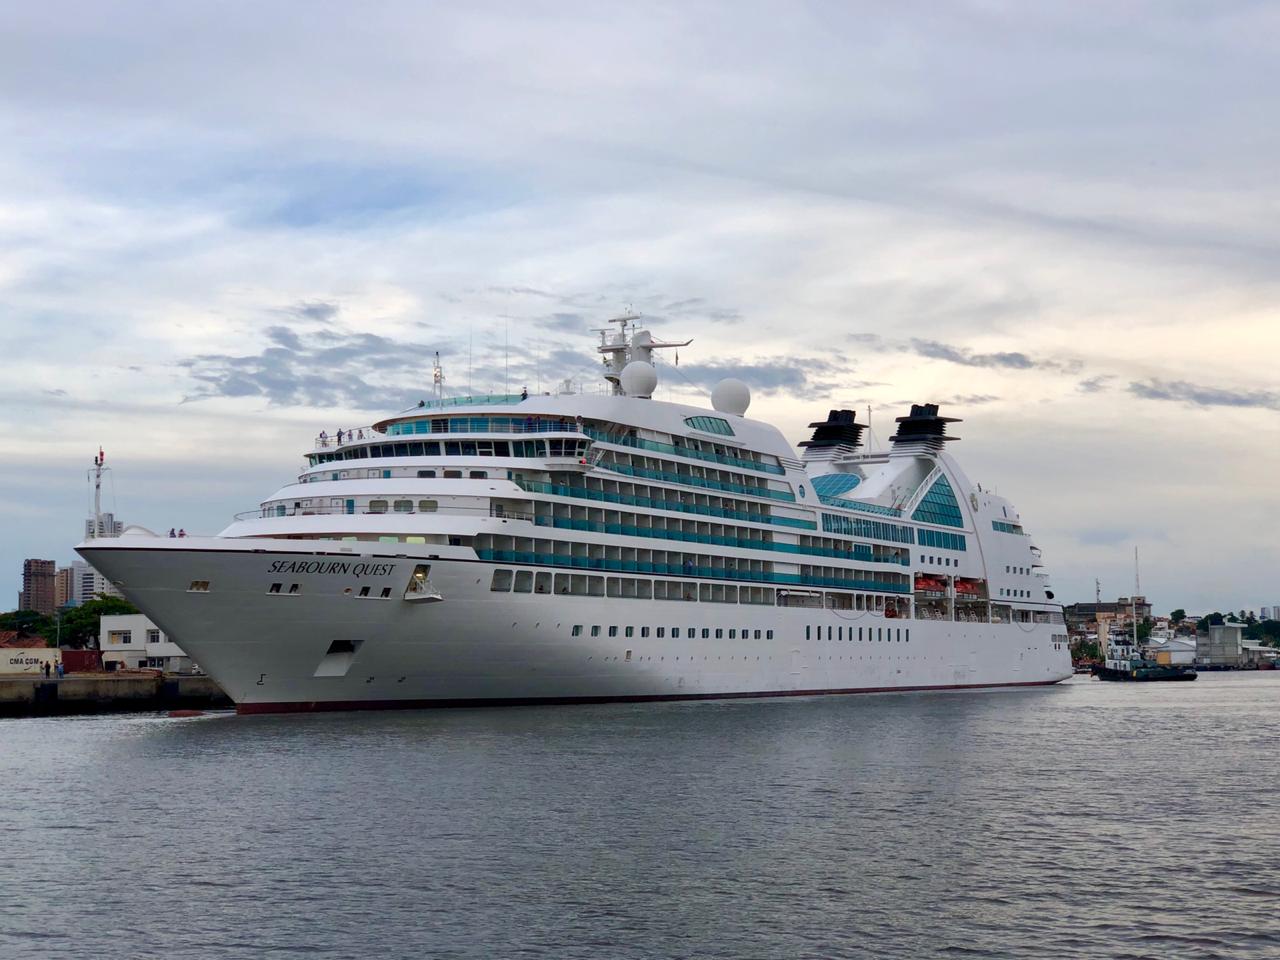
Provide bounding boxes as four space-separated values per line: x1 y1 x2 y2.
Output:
78 317 1072 713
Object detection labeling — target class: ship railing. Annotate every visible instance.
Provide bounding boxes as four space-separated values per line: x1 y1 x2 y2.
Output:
410 393 526 410
313 427 378 450
314 419 590 449
384 418 585 438
233 502 499 522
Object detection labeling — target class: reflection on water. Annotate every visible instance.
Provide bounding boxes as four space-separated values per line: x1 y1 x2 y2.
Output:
3 673 1279 959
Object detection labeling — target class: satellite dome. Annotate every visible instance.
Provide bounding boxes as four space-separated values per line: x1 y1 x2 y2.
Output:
619 360 658 398
711 378 751 416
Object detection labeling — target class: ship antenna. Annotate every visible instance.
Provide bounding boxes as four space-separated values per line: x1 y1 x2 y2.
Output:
432 351 445 401
1133 546 1140 647
88 447 107 539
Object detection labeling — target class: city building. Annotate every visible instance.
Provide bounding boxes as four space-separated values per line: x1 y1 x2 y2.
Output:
1197 623 1244 668
54 567 74 609
72 559 122 604
19 559 56 616
1064 596 1153 635
98 614 195 672
1242 643 1279 668
1146 635 1196 665
85 512 124 539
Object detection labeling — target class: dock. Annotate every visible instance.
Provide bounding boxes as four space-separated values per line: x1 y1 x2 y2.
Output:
0 673 231 717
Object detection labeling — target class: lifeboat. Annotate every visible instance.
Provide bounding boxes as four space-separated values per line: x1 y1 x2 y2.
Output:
954 579 983 596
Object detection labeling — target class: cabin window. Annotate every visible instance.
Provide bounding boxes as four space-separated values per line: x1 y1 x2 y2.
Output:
393 499 413 512
609 626 618 637
418 500 438 512
469 470 488 479
368 500 388 514
572 625 582 637
590 626 600 637
444 469 462 479
268 582 282 594
491 570 513 592
418 470 436 478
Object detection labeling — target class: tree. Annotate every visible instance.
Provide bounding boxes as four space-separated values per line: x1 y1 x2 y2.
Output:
43 595 139 648
0 609 54 641
1170 609 1186 624
1070 638 1101 662
1137 617 1154 641
1196 611 1225 631
1258 620 1280 647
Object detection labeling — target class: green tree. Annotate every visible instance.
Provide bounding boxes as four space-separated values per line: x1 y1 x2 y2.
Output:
44 595 139 648
1257 620 1280 647
1070 638 1101 662
1170 609 1186 624
0 609 54 640
1197 611 1225 630
1137 617 1154 641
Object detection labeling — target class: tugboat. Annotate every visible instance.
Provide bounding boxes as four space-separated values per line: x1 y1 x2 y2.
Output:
1092 565 1196 682
1092 636 1197 681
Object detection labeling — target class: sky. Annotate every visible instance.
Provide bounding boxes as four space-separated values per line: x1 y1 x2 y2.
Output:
2 1 1278 615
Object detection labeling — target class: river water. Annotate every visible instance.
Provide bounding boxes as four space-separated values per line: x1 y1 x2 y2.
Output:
2 673 1278 959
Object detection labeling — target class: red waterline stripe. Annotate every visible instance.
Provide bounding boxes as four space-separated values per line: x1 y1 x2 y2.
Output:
236 679 1065 715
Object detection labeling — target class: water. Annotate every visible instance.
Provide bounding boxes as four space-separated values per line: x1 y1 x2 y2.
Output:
3 673 1278 960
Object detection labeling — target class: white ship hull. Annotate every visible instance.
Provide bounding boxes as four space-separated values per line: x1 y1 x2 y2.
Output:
81 539 1073 713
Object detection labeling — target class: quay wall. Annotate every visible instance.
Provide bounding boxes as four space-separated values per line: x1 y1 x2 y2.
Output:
0 674 231 717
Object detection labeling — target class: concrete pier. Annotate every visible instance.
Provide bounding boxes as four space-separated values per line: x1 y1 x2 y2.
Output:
0 674 231 717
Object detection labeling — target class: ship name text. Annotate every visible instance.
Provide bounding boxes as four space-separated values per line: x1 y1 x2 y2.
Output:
267 560 396 578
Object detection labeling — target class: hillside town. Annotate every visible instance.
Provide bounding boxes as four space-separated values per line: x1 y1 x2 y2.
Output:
1063 595 1280 671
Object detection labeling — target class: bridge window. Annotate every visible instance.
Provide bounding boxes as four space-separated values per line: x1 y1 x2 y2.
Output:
684 415 734 436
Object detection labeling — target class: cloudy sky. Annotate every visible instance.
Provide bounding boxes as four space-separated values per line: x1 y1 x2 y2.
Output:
3 1 1277 614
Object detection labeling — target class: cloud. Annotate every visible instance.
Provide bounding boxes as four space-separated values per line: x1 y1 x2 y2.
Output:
1128 379 1280 411
851 334 1082 374
1076 528 1134 547
940 394 1000 406
664 355 845 396
293 300 340 323
179 326 444 410
1077 375 1114 394
910 338 1038 371
532 312 588 333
